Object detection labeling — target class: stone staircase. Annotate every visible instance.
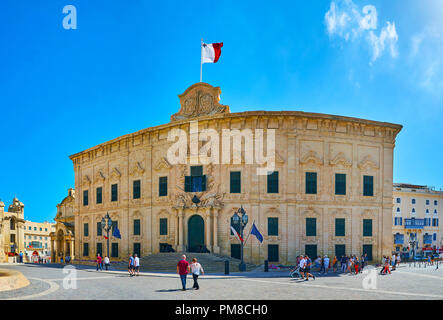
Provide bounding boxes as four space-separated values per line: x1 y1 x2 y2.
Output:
77 253 259 273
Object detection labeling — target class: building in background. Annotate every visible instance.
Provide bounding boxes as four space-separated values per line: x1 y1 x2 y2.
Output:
68 82 402 264
50 188 75 263
392 183 442 258
24 220 55 260
0 197 25 262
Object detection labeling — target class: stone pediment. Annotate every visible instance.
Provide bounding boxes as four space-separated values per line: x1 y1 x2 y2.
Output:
329 152 352 167
358 155 379 170
129 162 145 176
82 175 91 187
154 157 172 171
171 83 230 121
95 170 106 183
110 167 122 180
300 150 323 166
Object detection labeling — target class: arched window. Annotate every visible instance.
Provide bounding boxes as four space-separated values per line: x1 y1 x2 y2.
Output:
10 218 15 230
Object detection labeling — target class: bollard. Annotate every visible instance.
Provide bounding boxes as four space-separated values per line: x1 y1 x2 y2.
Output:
264 260 269 272
225 260 229 275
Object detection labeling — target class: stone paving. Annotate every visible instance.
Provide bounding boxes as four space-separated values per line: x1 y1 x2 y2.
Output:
0 263 442 300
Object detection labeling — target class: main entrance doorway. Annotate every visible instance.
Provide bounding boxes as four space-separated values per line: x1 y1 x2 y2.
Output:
188 215 205 252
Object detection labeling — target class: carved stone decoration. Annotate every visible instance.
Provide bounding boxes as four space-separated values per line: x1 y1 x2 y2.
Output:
275 151 285 164
153 157 172 171
358 155 379 170
82 175 91 187
171 83 230 121
300 150 323 166
130 162 145 176
329 152 352 167
110 167 122 180
95 170 106 183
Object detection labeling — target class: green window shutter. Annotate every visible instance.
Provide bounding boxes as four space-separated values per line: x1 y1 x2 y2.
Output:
160 218 168 235
191 166 203 176
159 176 168 196
184 176 191 192
97 222 102 236
335 244 346 257
268 217 279 236
83 243 89 256
133 219 140 235
335 218 345 236
111 184 118 201
267 171 279 194
96 187 102 204
230 171 241 193
96 243 102 256
335 173 346 195
111 243 118 258
306 172 317 194
306 218 316 236
133 180 141 199
202 175 207 191
84 223 89 237
83 190 88 206
363 219 373 237
363 176 374 196
268 244 279 262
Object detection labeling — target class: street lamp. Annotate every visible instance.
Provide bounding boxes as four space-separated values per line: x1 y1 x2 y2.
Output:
231 206 248 271
101 212 113 258
408 232 417 261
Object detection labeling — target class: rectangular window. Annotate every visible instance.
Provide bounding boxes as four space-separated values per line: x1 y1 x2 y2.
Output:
133 243 141 257
426 200 430 205
111 243 118 258
305 244 317 260
306 172 317 194
159 177 168 197
96 243 103 256
434 200 438 206
185 166 206 192
133 219 141 236
363 244 373 261
363 219 373 237
96 187 102 204
268 244 279 262
231 244 241 260
83 190 89 206
268 217 278 236
159 218 168 235
133 180 141 199
363 176 374 196
83 243 89 256
306 218 317 236
230 171 241 194
396 198 401 203
97 222 102 236
335 218 345 237
434 233 437 241
84 223 89 237
335 173 346 195
412 199 416 204
335 244 346 258
267 171 279 194
111 184 118 202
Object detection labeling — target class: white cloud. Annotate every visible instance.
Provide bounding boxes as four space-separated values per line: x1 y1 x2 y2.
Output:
325 0 398 63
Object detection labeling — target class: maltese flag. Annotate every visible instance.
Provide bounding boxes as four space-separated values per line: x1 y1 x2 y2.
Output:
202 42 223 63
230 226 243 243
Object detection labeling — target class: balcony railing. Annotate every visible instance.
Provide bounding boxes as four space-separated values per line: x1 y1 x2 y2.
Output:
404 218 425 229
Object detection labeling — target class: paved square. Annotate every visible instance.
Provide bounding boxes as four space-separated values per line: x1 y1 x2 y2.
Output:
0 263 442 300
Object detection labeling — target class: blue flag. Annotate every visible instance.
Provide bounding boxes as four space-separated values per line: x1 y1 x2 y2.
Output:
112 226 121 239
250 223 263 243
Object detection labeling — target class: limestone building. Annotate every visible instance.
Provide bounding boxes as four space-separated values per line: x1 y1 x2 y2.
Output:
50 188 76 263
24 220 55 259
392 183 442 256
69 82 402 264
0 197 26 262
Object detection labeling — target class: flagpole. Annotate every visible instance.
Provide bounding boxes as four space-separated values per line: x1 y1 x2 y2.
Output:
244 220 255 245
200 38 203 82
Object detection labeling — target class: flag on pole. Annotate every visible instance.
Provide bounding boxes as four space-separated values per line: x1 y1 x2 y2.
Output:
201 42 223 63
112 226 121 239
250 223 263 243
104 236 108 240
230 226 243 243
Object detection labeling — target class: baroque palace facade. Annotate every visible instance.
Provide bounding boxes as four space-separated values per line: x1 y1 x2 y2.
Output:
0 197 26 262
68 82 402 264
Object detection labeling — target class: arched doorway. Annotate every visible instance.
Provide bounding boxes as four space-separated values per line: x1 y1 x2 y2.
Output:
188 215 204 252
56 230 64 262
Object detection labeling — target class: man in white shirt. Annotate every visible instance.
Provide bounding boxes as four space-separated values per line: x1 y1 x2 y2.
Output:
299 256 306 279
134 254 140 276
323 256 330 273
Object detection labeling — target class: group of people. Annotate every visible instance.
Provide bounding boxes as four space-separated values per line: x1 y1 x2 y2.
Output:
380 253 400 274
128 253 140 276
95 253 111 271
177 255 205 291
295 255 316 280
339 254 368 274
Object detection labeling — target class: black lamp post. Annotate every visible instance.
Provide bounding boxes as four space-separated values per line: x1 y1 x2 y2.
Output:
408 232 417 260
101 212 113 258
232 206 248 272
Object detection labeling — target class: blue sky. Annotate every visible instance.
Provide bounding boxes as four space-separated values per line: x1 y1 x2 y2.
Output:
0 0 442 222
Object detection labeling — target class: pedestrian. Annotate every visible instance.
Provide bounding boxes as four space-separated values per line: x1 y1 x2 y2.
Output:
304 255 315 281
396 253 401 267
19 251 23 263
177 255 190 291
340 255 347 273
332 256 338 273
298 255 306 279
346 257 352 274
128 254 135 276
134 253 140 276
324 255 330 274
190 258 204 290
354 257 360 274
104 256 110 270
96 253 103 271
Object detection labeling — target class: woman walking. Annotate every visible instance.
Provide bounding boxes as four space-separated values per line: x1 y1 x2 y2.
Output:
96 254 103 271
332 256 338 273
190 258 204 290
104 256 110 270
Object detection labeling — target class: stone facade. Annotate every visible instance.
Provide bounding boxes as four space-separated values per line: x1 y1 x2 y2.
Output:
24 220 55 259
50 188 76 263
0 197 26 262
69 82 402 264
392 183 443 256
